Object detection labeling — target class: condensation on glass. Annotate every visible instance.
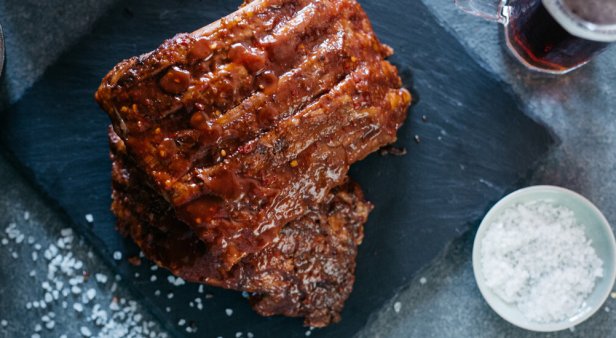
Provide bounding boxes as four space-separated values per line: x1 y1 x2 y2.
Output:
456 0 616 74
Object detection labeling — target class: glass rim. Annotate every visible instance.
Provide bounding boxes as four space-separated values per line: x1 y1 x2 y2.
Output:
543 0 616 42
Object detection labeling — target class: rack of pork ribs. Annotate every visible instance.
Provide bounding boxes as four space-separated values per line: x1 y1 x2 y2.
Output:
95 0 410 327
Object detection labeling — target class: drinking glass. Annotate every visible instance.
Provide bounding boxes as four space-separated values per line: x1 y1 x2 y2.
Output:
455 0 616 74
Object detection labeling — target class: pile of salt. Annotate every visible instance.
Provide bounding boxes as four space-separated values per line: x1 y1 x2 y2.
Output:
480 200 603 323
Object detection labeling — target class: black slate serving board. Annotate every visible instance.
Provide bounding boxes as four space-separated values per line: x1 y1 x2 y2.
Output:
0 0 554 337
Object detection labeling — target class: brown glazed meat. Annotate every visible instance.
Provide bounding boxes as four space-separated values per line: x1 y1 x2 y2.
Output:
95 0 410 271
96 0 410 326
110 128 371 326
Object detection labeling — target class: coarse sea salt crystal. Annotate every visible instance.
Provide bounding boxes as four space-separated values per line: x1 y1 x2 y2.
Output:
393 301 402 313
480 200 603 323
86 288 97 300
112 251 122 261
95 273 108 284
80 326 92 337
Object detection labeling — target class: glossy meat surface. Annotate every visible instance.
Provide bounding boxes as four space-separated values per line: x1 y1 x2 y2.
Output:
109 129 371 327
96 0 410 270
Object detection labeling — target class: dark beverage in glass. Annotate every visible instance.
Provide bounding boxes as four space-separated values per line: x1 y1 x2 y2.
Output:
456 0 616 74
505 0 614 73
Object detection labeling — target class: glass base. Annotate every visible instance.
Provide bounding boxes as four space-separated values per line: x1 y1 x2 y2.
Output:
504 24 589 75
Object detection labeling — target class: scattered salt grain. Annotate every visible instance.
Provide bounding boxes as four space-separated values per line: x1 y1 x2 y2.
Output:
480 200 603 323
24 211 30 220
112 251 122 261
73 303 84 312
86 288 96 300
247 332 254 338
419 277 427 285
393 301 402 313
225 308 234 316
0 319 7 327
167 275 186 286
150 275 158 282
178 319 186 326
80 326 92 337
85 214 94 223
236 332 243 338
95 273 108 284
198 285 204 293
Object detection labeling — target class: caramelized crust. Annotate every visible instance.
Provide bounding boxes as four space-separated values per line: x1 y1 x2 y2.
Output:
110 129 371 327
97 0 411 326
96 0 410 271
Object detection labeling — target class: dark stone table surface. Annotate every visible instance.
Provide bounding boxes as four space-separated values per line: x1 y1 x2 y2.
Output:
1 0 615 337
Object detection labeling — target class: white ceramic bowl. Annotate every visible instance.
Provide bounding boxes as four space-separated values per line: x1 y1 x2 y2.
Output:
473 185 616 332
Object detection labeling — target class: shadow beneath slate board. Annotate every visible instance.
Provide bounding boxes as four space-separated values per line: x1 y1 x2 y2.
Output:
0 0 553 337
